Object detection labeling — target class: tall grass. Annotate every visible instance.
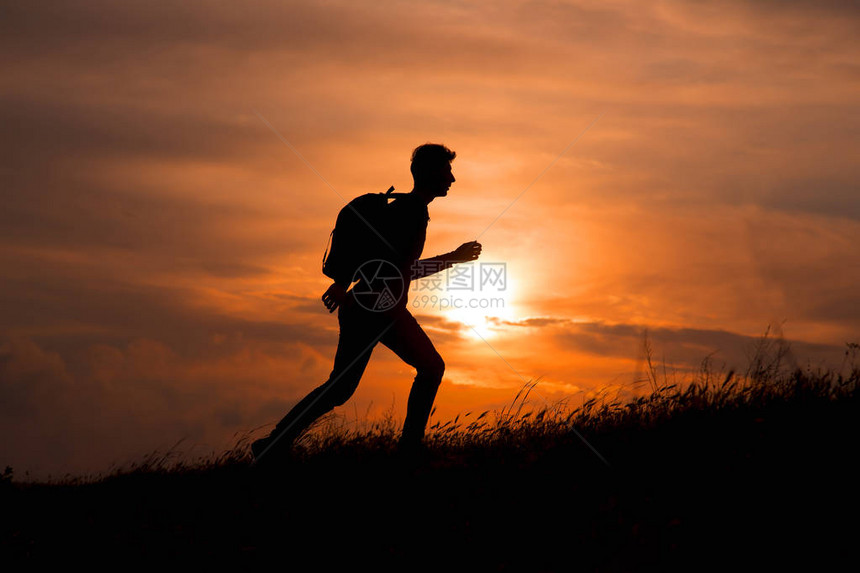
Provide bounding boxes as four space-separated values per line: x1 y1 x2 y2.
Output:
250 328 860 467
6 330 858 570
49 328 858 483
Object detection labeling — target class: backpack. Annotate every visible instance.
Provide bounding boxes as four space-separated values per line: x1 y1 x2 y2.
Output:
322 186 408 285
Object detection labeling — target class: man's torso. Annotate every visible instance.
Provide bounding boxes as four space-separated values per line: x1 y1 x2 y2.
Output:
348 193 428 312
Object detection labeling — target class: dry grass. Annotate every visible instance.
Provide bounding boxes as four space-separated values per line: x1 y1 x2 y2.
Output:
210 328 860 472
47 325 851 483
4 330 858 569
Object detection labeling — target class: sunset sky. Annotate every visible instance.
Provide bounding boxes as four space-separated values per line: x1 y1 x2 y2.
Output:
2 0 858 479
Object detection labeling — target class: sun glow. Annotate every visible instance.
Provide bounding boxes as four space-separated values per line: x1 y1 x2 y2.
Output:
448 308 501 340
440 271 520 340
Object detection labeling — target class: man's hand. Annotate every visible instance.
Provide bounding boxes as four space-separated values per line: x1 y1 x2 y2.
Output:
322 282 347 313
450 241 482 263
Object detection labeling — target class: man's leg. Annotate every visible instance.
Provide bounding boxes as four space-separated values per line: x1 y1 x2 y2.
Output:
253 305 396 461
380 310 446 448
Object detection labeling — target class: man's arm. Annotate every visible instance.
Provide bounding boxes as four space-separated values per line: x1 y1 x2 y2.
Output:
411 241 482 280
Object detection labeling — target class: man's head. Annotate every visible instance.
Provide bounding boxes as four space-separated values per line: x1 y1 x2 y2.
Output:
411 143 456 198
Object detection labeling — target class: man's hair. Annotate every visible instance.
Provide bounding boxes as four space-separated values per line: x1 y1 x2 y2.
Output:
410 143 456 182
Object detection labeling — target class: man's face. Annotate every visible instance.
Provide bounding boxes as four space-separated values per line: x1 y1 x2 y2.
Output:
430 163 456 197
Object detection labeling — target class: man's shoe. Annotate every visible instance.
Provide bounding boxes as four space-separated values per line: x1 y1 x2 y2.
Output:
251 430 297 467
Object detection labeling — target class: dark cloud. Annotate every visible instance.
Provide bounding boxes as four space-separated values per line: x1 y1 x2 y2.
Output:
489 317 572 328
0 337 74 418
0 268 338 479
0 333 320 480
730 0 860 15
0 264 336 367
279 300 329 316
556 321 844 372
195 261 272 279
408 313 472 346
0 95 263 169
763 177 860 221
806 287 860 325
0 163 326 274
0 0 563 78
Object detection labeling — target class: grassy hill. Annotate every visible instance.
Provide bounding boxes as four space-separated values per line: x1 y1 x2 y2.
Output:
3 344 858 570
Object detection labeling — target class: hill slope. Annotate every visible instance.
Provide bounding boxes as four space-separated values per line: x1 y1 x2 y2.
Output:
3 367 858 570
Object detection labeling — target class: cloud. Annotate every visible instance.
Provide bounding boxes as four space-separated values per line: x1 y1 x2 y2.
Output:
553 320 844 373
0 320 337 479
0 337 74 417
763 177 860 221
410 313 471 346
489 317 573 328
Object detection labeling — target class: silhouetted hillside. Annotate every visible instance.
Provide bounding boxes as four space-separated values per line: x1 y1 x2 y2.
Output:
3 355 858 570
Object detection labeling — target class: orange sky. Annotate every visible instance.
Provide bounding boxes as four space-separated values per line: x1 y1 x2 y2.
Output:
2 0 858 479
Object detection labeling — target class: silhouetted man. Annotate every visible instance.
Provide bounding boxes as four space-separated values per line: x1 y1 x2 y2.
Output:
252 143 481 462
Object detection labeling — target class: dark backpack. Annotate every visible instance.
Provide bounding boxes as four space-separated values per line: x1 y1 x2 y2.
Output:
322 186 408 285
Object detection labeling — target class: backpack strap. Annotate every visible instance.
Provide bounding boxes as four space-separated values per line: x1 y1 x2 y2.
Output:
321 228 334 273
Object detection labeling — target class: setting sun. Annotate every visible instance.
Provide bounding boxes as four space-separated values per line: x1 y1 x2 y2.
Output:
442 273 520 340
